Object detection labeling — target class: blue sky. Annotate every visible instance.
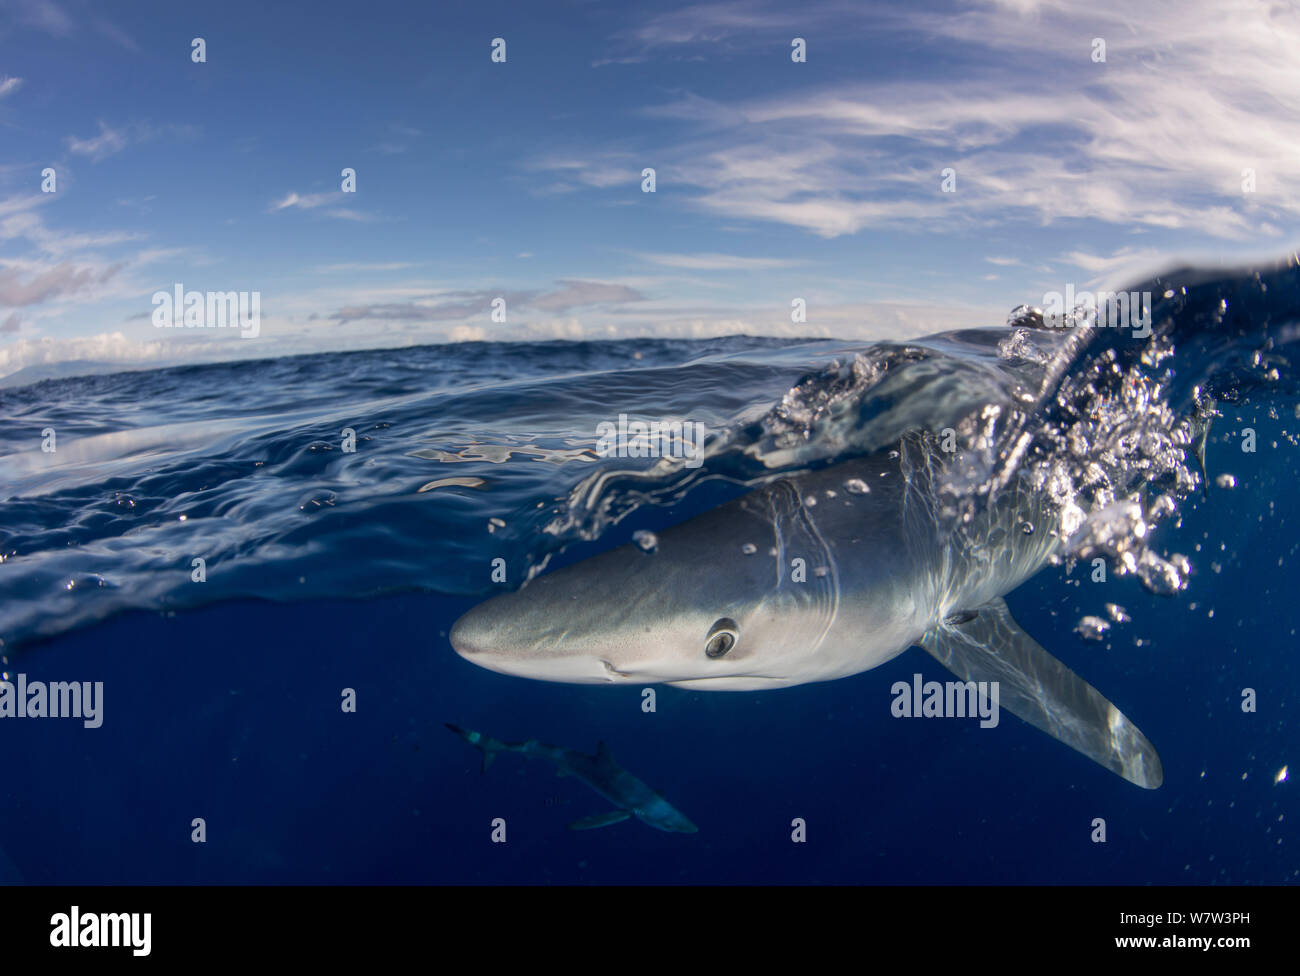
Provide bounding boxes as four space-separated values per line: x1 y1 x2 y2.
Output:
1 0 1298 377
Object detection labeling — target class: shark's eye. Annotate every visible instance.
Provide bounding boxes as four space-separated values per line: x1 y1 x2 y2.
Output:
705 618 739 658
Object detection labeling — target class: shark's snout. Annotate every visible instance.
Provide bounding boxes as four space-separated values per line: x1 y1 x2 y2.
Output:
447 603 494 660
450 593 624 684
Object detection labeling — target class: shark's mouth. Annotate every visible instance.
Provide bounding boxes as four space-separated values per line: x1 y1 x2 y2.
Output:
599 658 791 687
599 659 631 679
665 674 796 691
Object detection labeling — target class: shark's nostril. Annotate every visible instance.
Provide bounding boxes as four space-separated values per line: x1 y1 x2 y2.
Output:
600 659 629 679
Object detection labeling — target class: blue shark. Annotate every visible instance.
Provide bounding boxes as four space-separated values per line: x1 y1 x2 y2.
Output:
445 724 698 832
451 434 1165 789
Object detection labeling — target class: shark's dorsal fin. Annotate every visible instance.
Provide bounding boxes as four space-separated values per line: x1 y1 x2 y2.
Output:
569 810 631 830
920 597 1163 789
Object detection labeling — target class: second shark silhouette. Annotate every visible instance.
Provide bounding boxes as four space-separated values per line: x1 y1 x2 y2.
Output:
446 724 697 833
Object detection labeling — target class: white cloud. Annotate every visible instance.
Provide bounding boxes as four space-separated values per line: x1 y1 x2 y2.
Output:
270 193 376 221
632 2 790 45
530 279 643 311
0 197 140 256
539 0 1300 241
0 76 22 97
5 0 73 36
634 251 800 271
624 0 878 49
1059 247 1166 275
4 1 137 49
527 155 640 191
269 191 338 212
0 259 124 306
92 16 139 52
0 193 47 218
0 331 173 377
322 208 378 222
61 121 197 164
65 121 127 160
329 280 647 323
311 262 418 274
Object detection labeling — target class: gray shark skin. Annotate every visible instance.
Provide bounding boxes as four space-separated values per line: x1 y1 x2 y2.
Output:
445 724 698 832
451 435 1163 789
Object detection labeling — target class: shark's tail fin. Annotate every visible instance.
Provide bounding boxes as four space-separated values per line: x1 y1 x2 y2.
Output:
445 723 509 773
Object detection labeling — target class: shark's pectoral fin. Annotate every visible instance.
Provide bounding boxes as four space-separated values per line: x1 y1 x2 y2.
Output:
569 810 632 830
920 597 1163 789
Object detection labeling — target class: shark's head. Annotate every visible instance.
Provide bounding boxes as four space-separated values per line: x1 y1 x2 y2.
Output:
634 795 699 833
450 485 846 690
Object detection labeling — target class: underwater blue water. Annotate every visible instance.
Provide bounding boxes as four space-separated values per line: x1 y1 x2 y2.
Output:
0 264 1296 883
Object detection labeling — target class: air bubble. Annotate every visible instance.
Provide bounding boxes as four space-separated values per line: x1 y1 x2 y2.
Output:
1076 616 1110 640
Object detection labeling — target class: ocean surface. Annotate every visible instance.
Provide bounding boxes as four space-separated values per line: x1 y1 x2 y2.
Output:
0 261 1296 884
